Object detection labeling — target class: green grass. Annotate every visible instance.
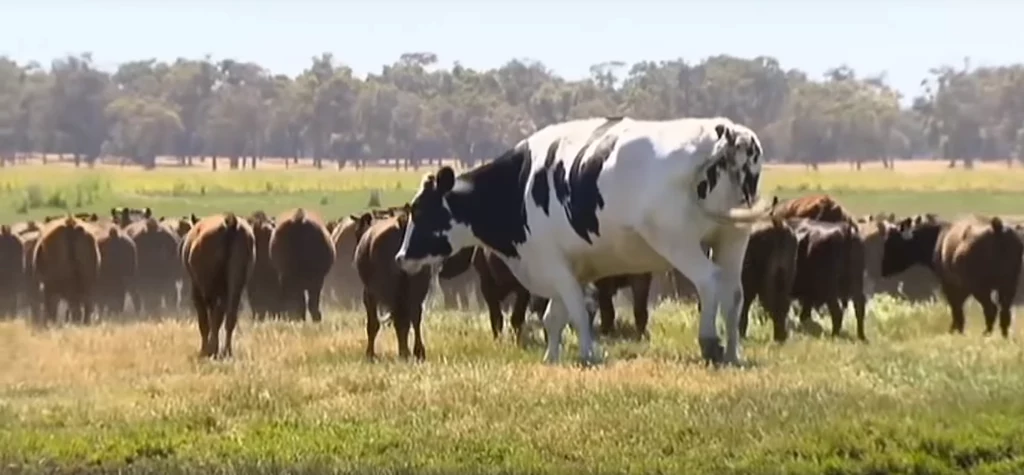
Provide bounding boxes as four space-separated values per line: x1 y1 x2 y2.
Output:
2 296 1024 474
2 163 1024 224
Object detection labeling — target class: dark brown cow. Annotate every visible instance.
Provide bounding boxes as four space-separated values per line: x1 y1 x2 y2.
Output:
328 207 406 309
182 213 255 359
738 217 799 342
882 215 1023 337
33 215 101 325
16 226 41 319
590 273 653 339
773 194 855 223
247 212 279 321
0 225 23 318
859 214 939 302
125 217 182 315
93 224 138 318
327 214 367 309
269 208 335 322
354 211 431 360
470 246 540 342
789 218 868 341
436 247 476 310
468 246 599 343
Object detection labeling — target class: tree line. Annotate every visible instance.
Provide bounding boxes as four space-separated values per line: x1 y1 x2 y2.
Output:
0 52 1021 170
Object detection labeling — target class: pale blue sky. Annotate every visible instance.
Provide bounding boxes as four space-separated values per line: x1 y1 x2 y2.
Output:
2 1 1021 105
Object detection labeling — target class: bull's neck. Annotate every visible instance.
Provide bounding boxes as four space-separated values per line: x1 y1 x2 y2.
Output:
445 147 530 259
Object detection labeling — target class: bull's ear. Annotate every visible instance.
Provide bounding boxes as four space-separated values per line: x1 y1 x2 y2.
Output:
436 166 455 193
403 202 412 214
715 123 727 140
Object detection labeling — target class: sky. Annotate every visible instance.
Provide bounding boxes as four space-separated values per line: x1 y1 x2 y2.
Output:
2 0 1022 106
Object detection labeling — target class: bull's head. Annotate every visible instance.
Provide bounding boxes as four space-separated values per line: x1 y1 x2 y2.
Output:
710 123 764 206
394 166 474 274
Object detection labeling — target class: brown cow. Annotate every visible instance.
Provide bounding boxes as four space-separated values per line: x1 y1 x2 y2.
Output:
882 215 1023 337
789 218 868 341
182 213 255 358
269 208 335 322
738 217 799 342
33 215 101 325
125 217 182 315
859 214 939 302
247 212 279 321
92 224 138 318
354 211 432 360
0 225 24 318
772 194 855 223
327 214 367 309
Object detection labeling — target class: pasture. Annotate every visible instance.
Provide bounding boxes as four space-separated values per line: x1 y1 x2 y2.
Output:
3 159 1024 474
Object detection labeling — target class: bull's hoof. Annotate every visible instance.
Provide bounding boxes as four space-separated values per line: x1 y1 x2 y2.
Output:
698 337 724 364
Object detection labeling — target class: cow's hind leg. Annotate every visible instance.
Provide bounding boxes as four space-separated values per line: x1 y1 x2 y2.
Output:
974 290 998 336
630 274 652 341
362 289 380 360
593 279 617 337
943 284 968 334
307 278 325 323
191 285 212 357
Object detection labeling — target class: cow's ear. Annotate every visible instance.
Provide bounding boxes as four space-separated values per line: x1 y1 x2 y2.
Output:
144 207 152 218
358 212 372 227
436 166 455 194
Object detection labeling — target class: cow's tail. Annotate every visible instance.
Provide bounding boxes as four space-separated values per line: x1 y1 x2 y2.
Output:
218 213 241 301
63 216 83 307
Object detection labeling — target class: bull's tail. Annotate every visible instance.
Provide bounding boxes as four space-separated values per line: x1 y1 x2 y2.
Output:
696 195 774 224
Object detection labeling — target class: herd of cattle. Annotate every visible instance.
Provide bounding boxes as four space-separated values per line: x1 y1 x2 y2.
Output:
1 194 1022 362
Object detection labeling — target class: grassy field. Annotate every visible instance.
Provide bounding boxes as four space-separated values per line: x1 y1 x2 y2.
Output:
3 159 1024 474
3 298 1024 474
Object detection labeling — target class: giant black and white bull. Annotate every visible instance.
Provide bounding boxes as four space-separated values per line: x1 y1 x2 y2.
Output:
394 116 769 365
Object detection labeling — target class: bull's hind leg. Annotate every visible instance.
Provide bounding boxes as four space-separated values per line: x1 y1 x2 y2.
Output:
544 268 602 365
640 230 725 364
